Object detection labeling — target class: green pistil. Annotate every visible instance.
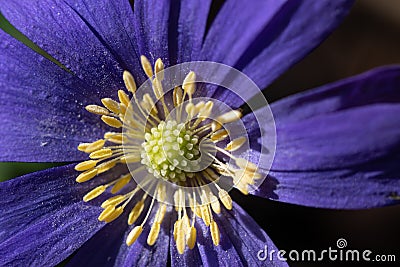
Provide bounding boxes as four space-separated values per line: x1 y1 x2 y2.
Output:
140 120 200 182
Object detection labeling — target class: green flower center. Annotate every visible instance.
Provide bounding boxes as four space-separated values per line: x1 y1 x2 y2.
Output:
140 120 200 182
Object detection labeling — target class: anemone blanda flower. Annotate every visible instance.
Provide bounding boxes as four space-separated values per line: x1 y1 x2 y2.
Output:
1 0 400 266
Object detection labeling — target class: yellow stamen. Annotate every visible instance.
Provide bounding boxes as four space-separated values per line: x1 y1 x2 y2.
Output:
118 90 131 107
225 136 247 152
111 175 131 194
101 115 123 128
85 105 110 116
76 168 98 183
175 220 186 254
103 206 124 223
101 195 125 208
89 148 113 159
83 185 106 202
154 58 164 81
182 71 196 97
123 70 137 93
210 221 220 246
210 195 221 214
200 205 211 226
74 160 97 171
218 189 232 210
186 226 197 249
147 222 161 246
128 200 145 225
126 225 143 246
96 160 117 174
101 98 121 114
120 154 141 164
84 139 106 153
210 129 229 142
173 86 183 107
140 55 154 78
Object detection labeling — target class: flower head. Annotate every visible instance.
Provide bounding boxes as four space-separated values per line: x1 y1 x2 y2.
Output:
1 0 400 266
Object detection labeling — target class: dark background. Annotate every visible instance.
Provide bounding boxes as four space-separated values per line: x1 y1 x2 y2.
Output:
1 1 400 266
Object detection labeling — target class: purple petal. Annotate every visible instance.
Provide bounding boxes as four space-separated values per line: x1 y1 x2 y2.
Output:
0 0 134 89
271 66 400 171
0 30 109 162
202 0 353 107
241 0 354 89
68 202 171 267
171 202 287 266
201 0 287 66
251 66 400 208
0 164 105 266
133 0 172 66
176 0 212 63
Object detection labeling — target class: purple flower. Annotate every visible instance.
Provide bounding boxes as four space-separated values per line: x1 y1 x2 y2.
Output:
1 0 399 266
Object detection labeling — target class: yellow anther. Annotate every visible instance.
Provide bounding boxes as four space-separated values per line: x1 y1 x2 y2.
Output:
77 143 90 152
111 175 131 194
101 195 125 208
182 71 196 96
154 58 164 81
83 185 106 202
103 206 124 223
175 220 186 254
142 93 158 115
210 195 221 214
83 139 106 153
186 226 197 249
234 169 259 185
155 204 167 224
235 181 249 195
216 110 242 124
185 102 196 117
173 87 183 107
104 132 123 144
85 105 110 115
210 129 229 142
123 70 137 93
182 214 190 231
199 101 213 118
126 225 143 246
218 189 232 210
120 103 127 115
210 221 220 246
128 200 145 225
101 98 120 114
200 205 211 226
152 77 164 100
101 115 123 128
225 136 247 152
98 205 118 221
76 168 98 183
235 158 258 172
74 160 97 171
96 160 116 174
194 101 205 111
89 148 113 159
211 121 222 132
173 219 180 241
147 222 161 246
118 90 131 107
140 55 154 78
120 154 141 164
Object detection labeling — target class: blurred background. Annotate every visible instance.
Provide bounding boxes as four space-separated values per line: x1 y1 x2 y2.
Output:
1 1 400 266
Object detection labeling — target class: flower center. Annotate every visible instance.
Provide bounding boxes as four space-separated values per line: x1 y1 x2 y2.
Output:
140 120 200 182
74 56 263 255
